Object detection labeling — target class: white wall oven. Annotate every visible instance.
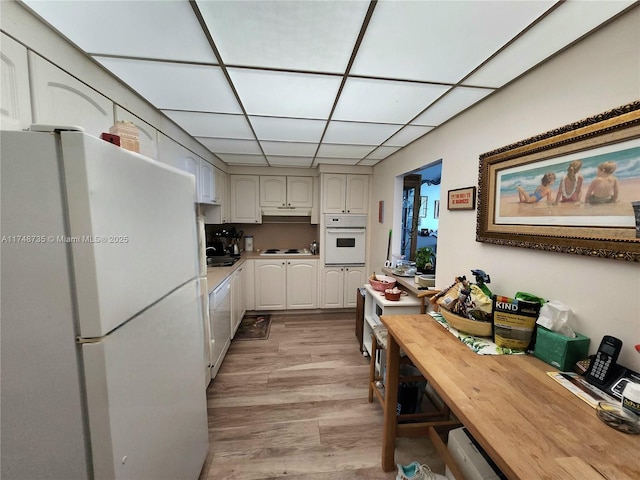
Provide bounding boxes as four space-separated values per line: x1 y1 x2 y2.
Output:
324 214 366 265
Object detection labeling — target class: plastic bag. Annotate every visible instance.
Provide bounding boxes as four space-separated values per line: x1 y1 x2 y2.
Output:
536 300 576 338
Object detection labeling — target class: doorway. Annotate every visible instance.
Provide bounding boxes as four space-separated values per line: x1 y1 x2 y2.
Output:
400 162 441 267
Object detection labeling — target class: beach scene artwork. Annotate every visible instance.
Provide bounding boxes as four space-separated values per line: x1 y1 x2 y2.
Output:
496 139 640 228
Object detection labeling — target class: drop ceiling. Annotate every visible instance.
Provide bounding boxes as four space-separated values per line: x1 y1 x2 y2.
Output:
21 0 635 169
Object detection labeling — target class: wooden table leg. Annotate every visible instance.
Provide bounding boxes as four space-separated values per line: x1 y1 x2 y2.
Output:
382 331 400 472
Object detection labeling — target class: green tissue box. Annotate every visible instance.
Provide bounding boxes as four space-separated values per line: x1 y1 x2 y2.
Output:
534 326 590 371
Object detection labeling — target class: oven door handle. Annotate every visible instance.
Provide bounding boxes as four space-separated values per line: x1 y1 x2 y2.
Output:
326 228 365 234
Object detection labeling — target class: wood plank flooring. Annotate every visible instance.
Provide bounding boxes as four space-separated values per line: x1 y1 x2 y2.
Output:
198 311 445 480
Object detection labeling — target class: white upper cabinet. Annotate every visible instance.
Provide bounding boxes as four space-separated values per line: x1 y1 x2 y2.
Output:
230 175 261 223
322 174 369 214
29 52 114 137
198 159 214 205
260 176 286 207
114 106 158 159
345 174 369 214
260 176 313 208
287 176 313 207
1 33 32 130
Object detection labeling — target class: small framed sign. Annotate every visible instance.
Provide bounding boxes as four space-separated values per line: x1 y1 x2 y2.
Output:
448 186 476 210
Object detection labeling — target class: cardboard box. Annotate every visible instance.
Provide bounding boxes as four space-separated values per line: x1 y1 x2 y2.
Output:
534 326 590 371
109 121 139 153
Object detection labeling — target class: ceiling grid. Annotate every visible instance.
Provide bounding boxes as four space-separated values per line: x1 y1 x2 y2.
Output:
20 0 637 168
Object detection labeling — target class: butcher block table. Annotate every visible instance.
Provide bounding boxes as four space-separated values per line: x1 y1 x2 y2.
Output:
379 314 640 480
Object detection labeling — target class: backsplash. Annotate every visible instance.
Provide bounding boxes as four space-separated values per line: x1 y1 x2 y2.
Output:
205 223 320 252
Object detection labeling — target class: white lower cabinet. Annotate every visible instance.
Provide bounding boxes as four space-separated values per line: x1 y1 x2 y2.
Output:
200 278 211 387
254 259 317 310
321 266 365 308
208 278 231 380
230 265 246 338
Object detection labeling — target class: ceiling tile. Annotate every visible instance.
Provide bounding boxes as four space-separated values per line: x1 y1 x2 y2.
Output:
162 111 254 139
197 0 369 73
462 0 638 88
260 141 318 157
385 125 434 147
314 157 361 166
249 116 326 142
94 58 241 113
266 156 315 167
357 158 381 166
351 0 554 83
412 87 494 126
23 0 217 63
216 153 268 166
316 143 376 158
365 145 402 160
227 68 342 119
323 121 402 145
333 77 451 123
195 137 262 155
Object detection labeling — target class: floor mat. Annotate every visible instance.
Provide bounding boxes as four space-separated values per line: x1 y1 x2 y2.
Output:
234 314 272 341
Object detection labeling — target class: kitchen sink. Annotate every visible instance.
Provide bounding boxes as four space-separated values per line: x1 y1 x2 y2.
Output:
207 256 239 267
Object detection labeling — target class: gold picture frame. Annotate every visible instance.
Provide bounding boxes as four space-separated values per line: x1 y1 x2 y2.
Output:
477 101 640 262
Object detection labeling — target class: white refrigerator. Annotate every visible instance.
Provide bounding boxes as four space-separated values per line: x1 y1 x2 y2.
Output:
1 127 209 479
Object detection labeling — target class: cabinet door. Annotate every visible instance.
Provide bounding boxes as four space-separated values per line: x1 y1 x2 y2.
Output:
176 155 200 202
199 159 214 204
114 106 158 159
29 52 114 138
243 260 255 311
345 175 369 214
287 260 317 309
201 281 211 386
213 168 225 205
238 265 248 319
344 267 365 308
230 268 244 338
1 33 32 130
254 260 285 310
260 176 286 207
219 171 229 222
287 176 313 207
207 290 216 376
230 175 261 223
321 267 345 309
322 174 347 213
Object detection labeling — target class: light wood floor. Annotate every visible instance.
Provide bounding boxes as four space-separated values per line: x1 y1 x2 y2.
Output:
198 311 445 480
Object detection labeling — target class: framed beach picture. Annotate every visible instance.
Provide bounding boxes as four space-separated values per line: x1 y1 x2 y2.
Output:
477 101 640 262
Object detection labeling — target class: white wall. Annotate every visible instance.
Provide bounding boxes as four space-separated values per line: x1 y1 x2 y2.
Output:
370 7 640 370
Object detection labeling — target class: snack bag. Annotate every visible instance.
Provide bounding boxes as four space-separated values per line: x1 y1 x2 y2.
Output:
433 277 466 311
492 295 541 351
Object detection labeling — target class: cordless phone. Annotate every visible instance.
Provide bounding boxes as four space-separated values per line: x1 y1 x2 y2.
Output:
585 335 623 387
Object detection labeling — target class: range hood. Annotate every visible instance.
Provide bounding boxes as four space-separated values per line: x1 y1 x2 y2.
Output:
261 207 311 217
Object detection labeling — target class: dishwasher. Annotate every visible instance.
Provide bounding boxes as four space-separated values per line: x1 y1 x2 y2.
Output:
208 278 231 380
